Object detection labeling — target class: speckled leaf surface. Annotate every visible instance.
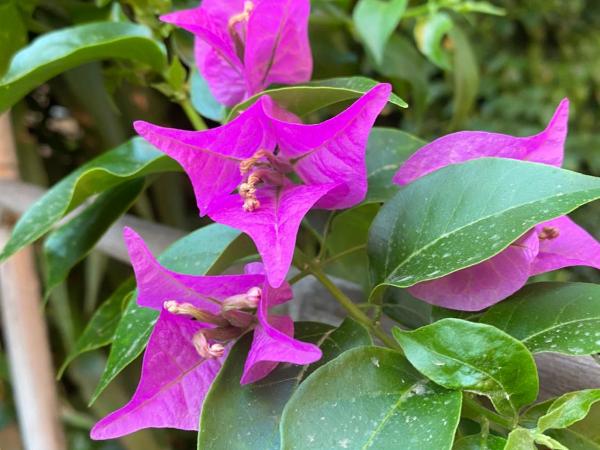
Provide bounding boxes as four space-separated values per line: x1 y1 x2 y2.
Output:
280 346 461 450
368 158 600 297
480 282 600 355
89 224 242 405
228 76 406 120
0 21 166 112
198 319 371 450
393 319 538 417
0 137 178 262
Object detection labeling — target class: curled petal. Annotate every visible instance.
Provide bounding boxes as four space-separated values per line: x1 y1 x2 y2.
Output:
134 102 273 215
241 288 321 384
530 216 600 275
245 0 312 94
124 227 265 313
268 84 391 209
408 230 540 311
394 99 570 186
207 183 336 287
91 311 223 439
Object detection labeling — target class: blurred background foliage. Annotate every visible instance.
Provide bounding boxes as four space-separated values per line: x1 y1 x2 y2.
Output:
1 0 599 448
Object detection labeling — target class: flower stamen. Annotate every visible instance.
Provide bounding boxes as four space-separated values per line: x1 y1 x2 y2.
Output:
163 300 230 326
539 226 560 240
228 1 255 60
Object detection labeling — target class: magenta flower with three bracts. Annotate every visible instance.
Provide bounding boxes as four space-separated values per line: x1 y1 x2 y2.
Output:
161 0 312 106
393 99 600 311
135 84 391 288
90 227 321 440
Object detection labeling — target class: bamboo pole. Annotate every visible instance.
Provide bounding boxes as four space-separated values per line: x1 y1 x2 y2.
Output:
0 112 66 450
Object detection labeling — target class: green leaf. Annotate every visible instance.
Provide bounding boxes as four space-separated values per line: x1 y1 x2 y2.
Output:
547 402 600 449
353 0 408 65
480 282 600 355
43 179 144 295
538 390 600 433
198 319 371 450
0 137 178 262
382 288 432 329
0 21 167 112
453 434 506 450
89 224 244 405
449 26 479 129
58 278 135 378
365 127 424 203
190 69 226 122
454 1 505 16
393 319 538 416
368 158 600 296
505 428 536 450
0 0 27 75
227 76 407 121
414 12 454 70
280 346 461 450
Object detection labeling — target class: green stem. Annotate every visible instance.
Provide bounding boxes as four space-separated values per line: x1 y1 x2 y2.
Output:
178 98 207 130
310 268 401 350
462 396 513 429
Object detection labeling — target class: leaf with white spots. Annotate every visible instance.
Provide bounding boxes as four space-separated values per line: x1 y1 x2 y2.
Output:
537 389 600 433
280 346 461 450
481 282 600 355
198 319 371 449
393 319 538 417
89 224 244 405
369 158 600 297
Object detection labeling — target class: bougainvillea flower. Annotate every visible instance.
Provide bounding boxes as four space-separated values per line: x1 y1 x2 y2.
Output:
393 99 600 311
135 84 391 287
90 228 321 440
161 0 312 106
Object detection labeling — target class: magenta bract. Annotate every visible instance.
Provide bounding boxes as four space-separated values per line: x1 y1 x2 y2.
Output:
90 228 321 440
161 0 312 106
135 84 391 287
394 99 600 311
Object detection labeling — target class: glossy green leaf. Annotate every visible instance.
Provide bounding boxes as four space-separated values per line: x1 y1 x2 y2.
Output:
43 179 144 295
280 346 462 450
481 282 600 355
368 158 600 296
547 402 600 449
365 127 424 203
0 138 178 262
382 288 432 329
538 390 600 432
393 319 539 416
415 12 454 70
0 0 27 75
190 69 226 122
198 319 371 450
89 224 244 405
58 278 135 378
353 0 408 65
0 21 167 112
505 428 536 450
453 434 506 450
228 76 407 120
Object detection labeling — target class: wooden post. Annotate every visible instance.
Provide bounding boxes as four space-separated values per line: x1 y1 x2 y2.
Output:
0 112 66 450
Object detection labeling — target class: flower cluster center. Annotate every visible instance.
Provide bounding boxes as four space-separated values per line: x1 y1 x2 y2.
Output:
238 149 292 212
228 1 255 60
163 286 262 359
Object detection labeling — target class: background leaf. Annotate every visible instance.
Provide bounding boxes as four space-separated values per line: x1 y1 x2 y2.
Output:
393 319 539 417
0 137 178 261
480 282 600 355
538 389 600 433
198 319 371 450
0 0 27 75
453 434 507 450
0 21 167 112
449 26 479 129
190 69 226 122
368 158 600 295
89 224 245 405
43 179 145 295
546 402 600 449
280 346 462 450
352 0 408 65
227 76 407 120
414 12 454 70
